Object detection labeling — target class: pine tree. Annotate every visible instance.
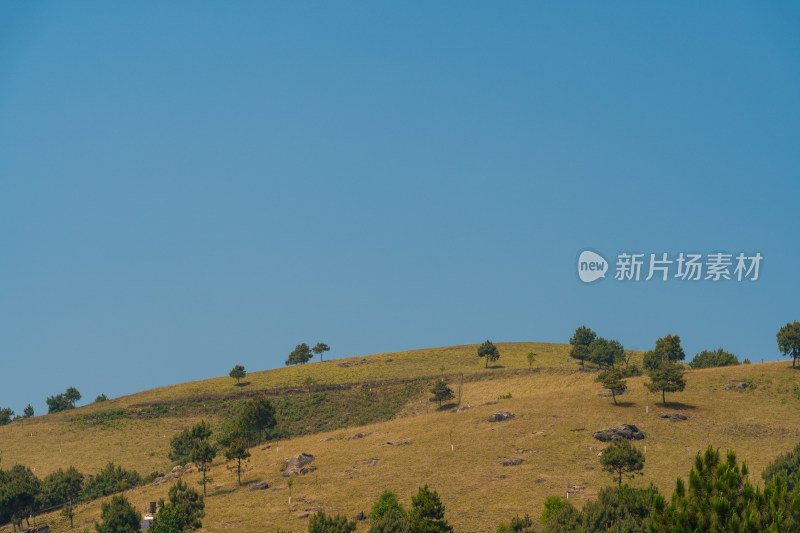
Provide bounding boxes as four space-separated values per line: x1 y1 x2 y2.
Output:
569 326 597 371
600 439 645 486
429 380 454 408
286 343 313 365
408 485 453 533
191 441 217 497
598 369 627 405
95 494 141 533
150 479 205 532
308 511 357 533
229 365 246 384
477 340 500 369
313 342 331 362
646 361 686 406
224 440 251 485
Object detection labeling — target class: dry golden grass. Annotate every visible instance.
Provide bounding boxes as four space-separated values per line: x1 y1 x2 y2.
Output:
0 343 567 477
2 344 799 533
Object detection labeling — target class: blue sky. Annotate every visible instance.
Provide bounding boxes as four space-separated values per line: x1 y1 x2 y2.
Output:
1 3 799 414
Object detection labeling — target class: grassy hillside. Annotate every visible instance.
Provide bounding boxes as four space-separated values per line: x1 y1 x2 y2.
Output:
2 343 799 532
0 342 569 476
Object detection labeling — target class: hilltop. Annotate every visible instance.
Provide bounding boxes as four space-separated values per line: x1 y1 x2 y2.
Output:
1 342 799 532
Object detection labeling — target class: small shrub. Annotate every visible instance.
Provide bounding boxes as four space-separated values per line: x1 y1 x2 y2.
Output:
497 514 534 532
370 490 405 521
307 511 356 533
619 365 642 378
81 462 142 499
762 441 800 492
541 496 567 524
689 348 740 369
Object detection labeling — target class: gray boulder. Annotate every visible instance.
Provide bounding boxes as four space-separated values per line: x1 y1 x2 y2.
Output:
660 413 688 422
488 411 515 422
593 424 645 442
282 453 316 477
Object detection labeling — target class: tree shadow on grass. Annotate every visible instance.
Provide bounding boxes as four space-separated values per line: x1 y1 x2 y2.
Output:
209 486 238 495
234 381 251 387
437 402 458 411
487 365 505 369
611 401 635 408
658 401 697 410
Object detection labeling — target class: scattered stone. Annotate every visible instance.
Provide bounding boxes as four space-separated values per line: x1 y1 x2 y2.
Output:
184 462 196 470
384 441 412 446
320 437 335 442
567 484 586 494
593 424 645 442
170 466 183 476
515 448 535 455
298 513 310 519
499 458 524 466
722 381 750 392
598 389 628 397
261 445 272 450
531 431 547 437
151 474 175 487
488 411 515 422
385 359 392 363
349 432 372 440
282 453 316 477
359 458 381 466
212 485 223 490
249 481 270 491
450 405 473 413
355 511 365 521
570 428 586 432
660 413 688 422
484 401 498 406
534 478 546 484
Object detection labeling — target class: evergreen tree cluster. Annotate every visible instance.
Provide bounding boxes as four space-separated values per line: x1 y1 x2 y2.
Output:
536 444 800 533
689 348 740 369
286 342 331 365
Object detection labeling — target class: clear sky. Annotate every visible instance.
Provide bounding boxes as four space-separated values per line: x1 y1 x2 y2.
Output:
1 2 799 414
